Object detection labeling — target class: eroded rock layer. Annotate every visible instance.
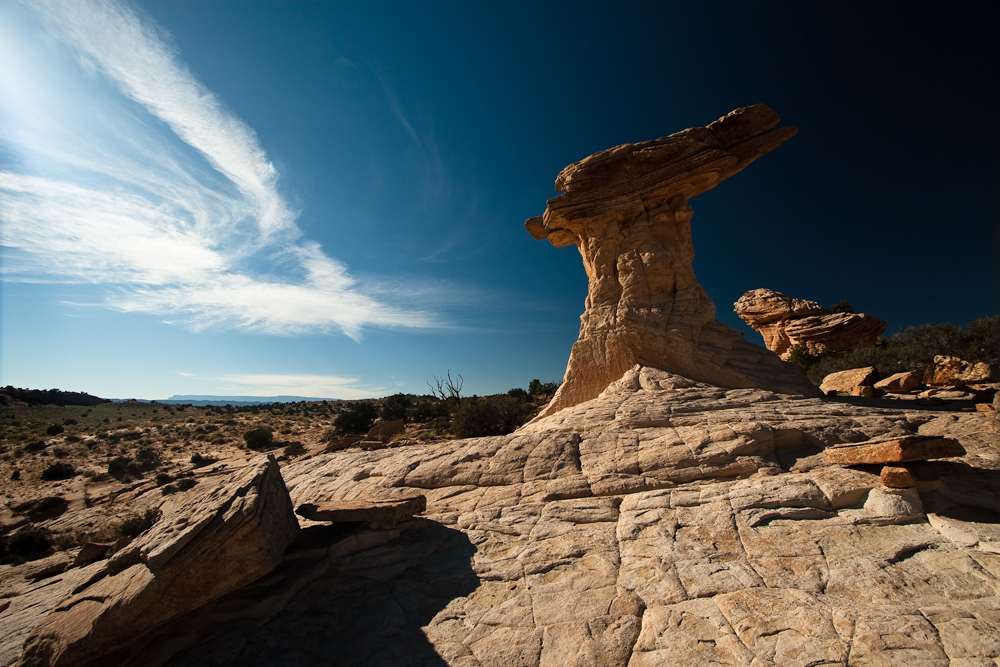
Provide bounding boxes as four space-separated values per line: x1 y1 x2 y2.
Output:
527 105 818 418
89 366 1000 667
734 288 888 359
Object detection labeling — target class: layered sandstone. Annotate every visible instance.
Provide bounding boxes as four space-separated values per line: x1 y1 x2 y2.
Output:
734 288 887 359
526 105 818 418
16 456 298 667
103 367 1000 667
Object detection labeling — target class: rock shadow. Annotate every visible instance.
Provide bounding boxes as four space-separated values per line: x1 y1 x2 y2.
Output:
126 518 479 667
909 460 1000 523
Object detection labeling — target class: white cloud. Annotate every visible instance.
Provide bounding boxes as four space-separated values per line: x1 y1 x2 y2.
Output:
217 374 382 400
0 0 445 338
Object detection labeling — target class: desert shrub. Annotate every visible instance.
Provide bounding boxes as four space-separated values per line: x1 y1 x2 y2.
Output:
965 315 1000 362
803 316 1000 385
154 473 172 486
451 395 535 438
190 453 216 467
176 477 197 491
528 379 560 397
507 387 529 400
135 443 159 464
51 446 69 458
10 470 20 481
40 462 76 481
62 419 78 426
380 393 412 423
24 441 46 453
243 427 275 451
828 300 854 314
283 441 306 458
107 456 132 478
3 525 51 560
334 402 379 434
119 508 162 539
45 424 64 436
409 400 450 423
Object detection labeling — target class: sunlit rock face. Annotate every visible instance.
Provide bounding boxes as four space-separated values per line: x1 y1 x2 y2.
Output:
734 288 888 360
526 104 818 419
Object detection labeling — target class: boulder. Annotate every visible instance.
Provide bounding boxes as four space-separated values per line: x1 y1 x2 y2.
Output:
17 456 299 667
734 288 887 360
365 418 405 442
925 355 999 386
874 370 922 393
823 435 965 465
526 104 819 419
819 366 879 394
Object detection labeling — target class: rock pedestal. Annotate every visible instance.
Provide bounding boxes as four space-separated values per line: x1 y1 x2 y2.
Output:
527 105 818 418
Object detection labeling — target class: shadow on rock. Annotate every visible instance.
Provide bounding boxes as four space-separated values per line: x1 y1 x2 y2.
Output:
910 460 1000 522
128 518 479 667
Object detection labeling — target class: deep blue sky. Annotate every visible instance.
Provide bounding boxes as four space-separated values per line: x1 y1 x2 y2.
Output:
1 1 997 399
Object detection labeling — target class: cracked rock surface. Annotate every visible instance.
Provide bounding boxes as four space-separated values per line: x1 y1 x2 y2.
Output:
106 366 1000 667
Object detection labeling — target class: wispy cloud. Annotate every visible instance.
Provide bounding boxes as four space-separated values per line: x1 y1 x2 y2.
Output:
0 0 444 338
217 373 382 400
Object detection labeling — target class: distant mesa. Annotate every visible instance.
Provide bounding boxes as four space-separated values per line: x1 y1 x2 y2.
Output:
155 395 338 406
734 288 887 360
526 103 819 418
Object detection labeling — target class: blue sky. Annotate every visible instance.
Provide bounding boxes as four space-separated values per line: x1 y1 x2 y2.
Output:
1 1 997 400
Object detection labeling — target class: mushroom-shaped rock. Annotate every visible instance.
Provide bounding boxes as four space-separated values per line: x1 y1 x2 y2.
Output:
527 104 819 418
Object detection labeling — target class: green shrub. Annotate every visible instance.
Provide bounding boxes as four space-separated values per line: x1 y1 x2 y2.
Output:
334 402 379 434
528 379 560 397
283 441 306 457
452 395 535 438
135 443 159 464
507 387 529 400
40 462 76 481
107 456 132 478
3 525 51 559
409 400 450 423
380 393 412 423
119 508 162 539
243 427 275 450
804 316 1000 384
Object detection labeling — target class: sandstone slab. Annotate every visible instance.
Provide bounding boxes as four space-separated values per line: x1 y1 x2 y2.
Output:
296 495 426 529
823 436 965 465
16 456 299 667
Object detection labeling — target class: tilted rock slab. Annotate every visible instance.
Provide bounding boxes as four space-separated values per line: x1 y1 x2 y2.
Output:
823 435 966 465
526 105 818 418
111 365 1000 667
734 288 888 360
16 456 298 667
296 495 426 529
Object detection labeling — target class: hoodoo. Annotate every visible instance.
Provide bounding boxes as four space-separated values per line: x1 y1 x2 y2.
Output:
527 104 818 418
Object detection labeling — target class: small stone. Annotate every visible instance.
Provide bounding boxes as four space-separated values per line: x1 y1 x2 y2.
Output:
880 466 915 488
72 542 111 567
823 435 965 465
851 385 876 398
